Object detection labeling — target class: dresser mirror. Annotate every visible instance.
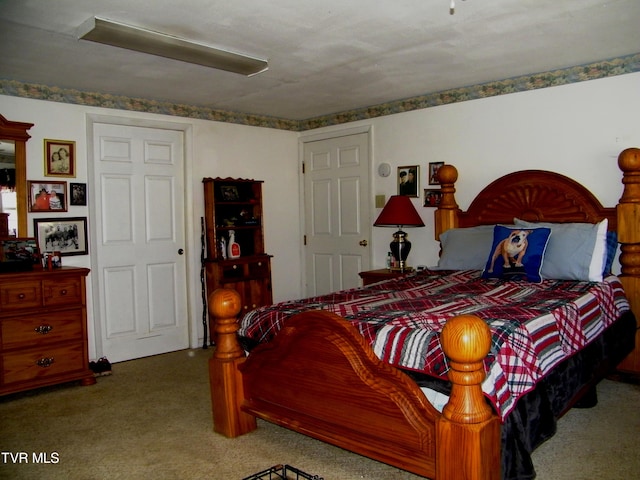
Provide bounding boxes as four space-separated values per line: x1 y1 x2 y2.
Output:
0 114 33 237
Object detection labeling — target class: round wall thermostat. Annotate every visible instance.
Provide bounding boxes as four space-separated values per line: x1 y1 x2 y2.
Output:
378 163 391 177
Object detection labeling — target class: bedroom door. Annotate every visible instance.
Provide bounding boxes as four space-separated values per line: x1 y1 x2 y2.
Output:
91 122 189 363
303 131 371 296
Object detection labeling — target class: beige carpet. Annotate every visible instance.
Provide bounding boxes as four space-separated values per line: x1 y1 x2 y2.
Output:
1 348 638 480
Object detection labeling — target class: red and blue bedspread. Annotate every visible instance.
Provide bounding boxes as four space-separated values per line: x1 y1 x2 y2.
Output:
238 269 629 420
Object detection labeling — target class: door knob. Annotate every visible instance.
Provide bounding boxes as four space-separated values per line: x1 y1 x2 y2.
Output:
178 249 184 255
359 240 368 247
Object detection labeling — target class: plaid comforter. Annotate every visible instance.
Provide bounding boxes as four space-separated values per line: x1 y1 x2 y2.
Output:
239 269 629 420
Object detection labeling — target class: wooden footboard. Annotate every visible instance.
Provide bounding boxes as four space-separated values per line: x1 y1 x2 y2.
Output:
209 288 500 480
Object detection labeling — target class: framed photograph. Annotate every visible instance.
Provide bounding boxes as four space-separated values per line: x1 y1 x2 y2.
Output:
44 139 76 177
0 237 41 271
34 217 88 256
428 162 445 185
28 180 67 212
424 188 443 207
397 165 419 197
220 185 239 201
70 182 87 206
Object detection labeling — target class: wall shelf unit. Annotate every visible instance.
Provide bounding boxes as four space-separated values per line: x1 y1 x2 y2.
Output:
203 177 272 344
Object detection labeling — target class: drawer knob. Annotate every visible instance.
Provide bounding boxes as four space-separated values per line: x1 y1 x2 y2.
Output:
36 357 55 368
18 293 26 299
35 324 53 335
257 262 262 266
60 289 68 295
233 265 238 270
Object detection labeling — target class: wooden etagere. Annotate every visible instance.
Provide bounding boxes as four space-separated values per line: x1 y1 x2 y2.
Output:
203 177 272 343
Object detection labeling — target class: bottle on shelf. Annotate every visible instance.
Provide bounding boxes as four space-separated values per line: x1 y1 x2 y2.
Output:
227 230 241 259
386 252 392 270
220 236 227 259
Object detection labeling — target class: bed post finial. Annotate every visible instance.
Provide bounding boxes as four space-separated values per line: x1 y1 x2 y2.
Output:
434 164 460 240
441 314 493 423
617 147 640 373
436 314 500 480
208 288 257 437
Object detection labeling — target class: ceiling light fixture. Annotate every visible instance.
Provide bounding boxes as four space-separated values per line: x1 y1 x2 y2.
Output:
77 16 268 76
450 0 467 15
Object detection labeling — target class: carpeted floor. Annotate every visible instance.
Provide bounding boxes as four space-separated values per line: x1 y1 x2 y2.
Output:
1 348 638 480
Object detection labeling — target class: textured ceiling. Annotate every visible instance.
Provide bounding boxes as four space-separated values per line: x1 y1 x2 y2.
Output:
1 0 639 121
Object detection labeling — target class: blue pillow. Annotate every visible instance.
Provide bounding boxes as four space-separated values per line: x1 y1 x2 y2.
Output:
482 226 551 283
436 225 496 270
514 218 607 281
604 230 618 274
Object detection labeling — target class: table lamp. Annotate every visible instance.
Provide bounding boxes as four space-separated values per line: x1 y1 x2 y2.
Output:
373 195 425 271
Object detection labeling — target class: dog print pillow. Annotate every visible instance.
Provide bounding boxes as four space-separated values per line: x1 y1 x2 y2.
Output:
482 225 551 282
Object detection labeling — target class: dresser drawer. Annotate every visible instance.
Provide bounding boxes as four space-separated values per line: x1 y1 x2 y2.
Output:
0 280 42 311
2 343 86 386
1 309 84 350
247 259 270 278
43 277 83 307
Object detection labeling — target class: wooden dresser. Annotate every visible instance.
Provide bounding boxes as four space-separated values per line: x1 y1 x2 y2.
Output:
0 267 95 395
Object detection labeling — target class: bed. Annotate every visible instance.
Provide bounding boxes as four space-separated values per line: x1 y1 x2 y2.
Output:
208 147 640 480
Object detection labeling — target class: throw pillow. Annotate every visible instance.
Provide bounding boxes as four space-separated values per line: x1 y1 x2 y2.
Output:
482 225 551 283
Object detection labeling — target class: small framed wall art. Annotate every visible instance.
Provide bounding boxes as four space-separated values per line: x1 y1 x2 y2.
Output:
428 162 445 185
28 180 67 212
34 217 88 256
397 165 419 197
70 183 87 206
424 188 443 207
44 139 76 177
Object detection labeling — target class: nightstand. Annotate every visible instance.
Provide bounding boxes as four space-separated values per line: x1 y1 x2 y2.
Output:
359 268 411 286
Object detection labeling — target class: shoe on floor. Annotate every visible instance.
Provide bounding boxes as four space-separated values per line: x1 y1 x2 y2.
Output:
89 357 112 376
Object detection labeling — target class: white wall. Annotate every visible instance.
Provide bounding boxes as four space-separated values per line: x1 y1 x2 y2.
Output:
303 72 640 270
0 95 300 358
2 71 639 357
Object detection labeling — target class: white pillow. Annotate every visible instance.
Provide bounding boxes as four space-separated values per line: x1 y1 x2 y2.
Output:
589 219 608 282
513 218 608 282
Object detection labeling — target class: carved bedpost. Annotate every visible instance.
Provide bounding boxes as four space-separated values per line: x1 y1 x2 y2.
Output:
434 164 460 240
208 288 257 437
617 147 640 373
436 314 500 480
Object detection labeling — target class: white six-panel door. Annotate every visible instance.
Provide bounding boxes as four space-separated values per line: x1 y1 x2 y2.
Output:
303 132 371 296
92 123 188 362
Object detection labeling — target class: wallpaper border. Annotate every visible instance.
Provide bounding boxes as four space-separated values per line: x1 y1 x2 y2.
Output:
1 53 638 132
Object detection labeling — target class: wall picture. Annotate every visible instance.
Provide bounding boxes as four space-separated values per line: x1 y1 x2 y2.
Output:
44 139 75 177
424 188 443 207
428 162 445 185
397 165 419 197
28 180 67 212
34 217 88 256
70 182 87 206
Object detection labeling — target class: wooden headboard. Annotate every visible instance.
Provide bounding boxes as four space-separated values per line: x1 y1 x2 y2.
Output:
434 167 617 233
433 147 640 374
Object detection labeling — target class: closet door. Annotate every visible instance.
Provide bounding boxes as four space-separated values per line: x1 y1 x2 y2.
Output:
92 122 188 362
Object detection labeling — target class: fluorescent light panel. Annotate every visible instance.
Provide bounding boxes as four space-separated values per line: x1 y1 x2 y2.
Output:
77 16 268 76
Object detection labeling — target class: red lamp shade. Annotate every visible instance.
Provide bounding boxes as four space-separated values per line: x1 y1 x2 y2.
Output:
373 195 425 228
374 195 425 271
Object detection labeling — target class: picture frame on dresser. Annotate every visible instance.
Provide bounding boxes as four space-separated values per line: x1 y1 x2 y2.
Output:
0 237 40 272
34 217 88 256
